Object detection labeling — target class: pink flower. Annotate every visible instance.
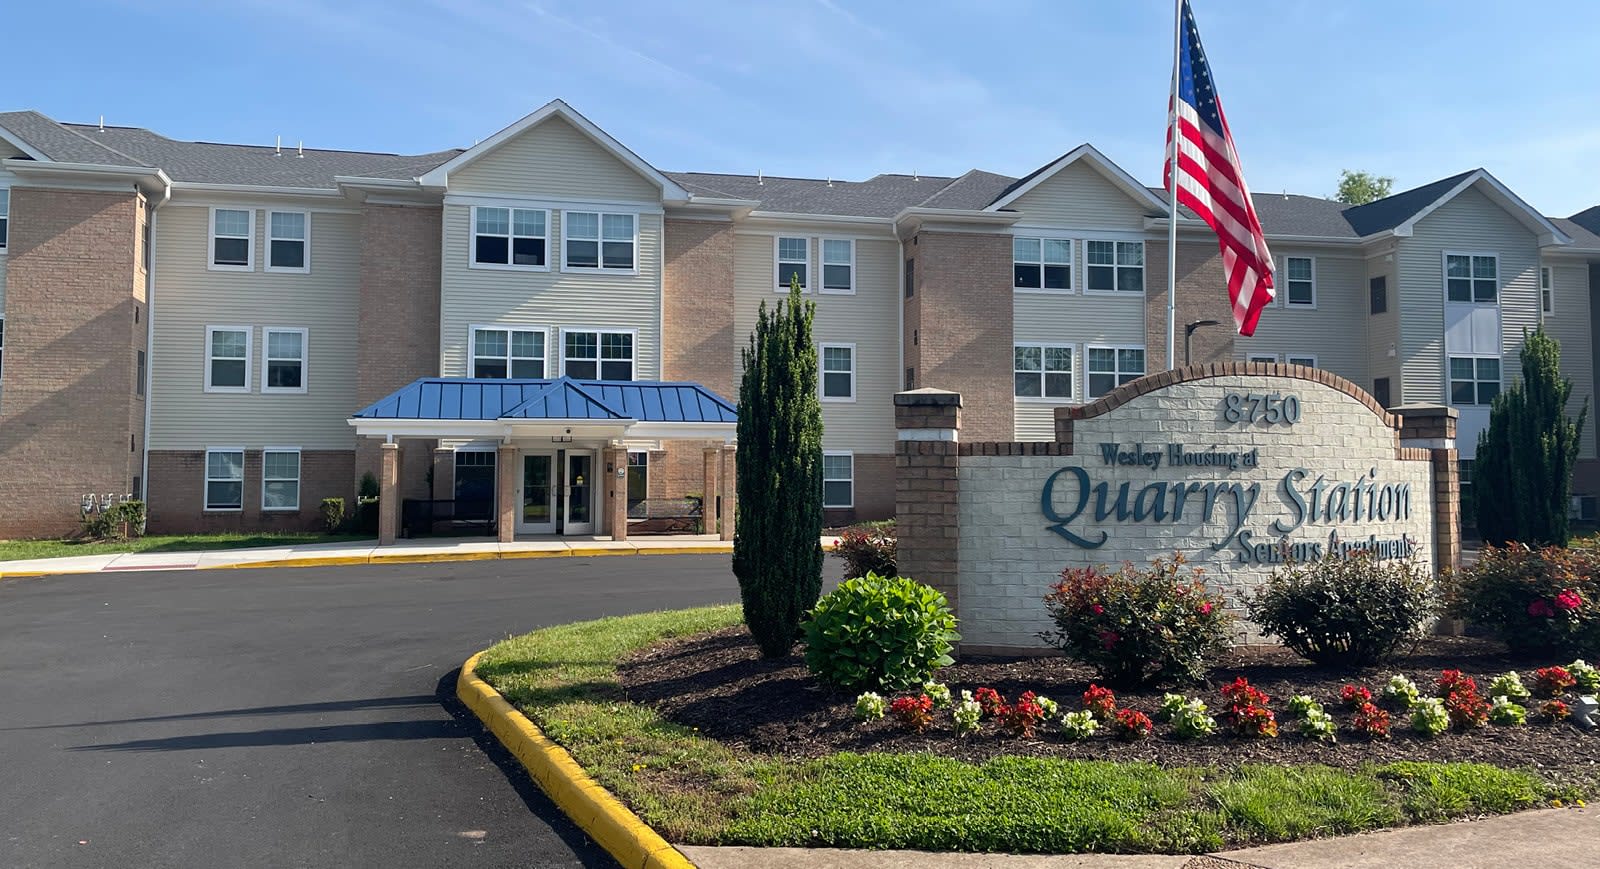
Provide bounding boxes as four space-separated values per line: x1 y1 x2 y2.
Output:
1199 601 1213 615
1529 599 1557 618
1556 589 1584 612
1091 604 1105 615
1098 629 1120 649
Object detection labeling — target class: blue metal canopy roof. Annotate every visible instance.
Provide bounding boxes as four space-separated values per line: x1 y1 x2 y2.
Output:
352 377 738 424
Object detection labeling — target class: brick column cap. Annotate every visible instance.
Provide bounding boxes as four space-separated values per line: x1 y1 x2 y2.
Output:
894 388 963 408
1391 404 1460 420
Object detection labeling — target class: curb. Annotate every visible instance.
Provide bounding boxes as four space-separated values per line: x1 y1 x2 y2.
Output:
456 652 695 869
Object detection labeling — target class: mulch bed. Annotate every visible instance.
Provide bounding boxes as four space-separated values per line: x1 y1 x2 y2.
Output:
619 627 1600 785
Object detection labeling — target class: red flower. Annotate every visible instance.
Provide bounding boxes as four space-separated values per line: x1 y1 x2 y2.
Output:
1340 684 1373 707
1112 708 1154 741
1556 589 1584 612
1533 666 1576 698
889 694 935 732
1351 701 1391 739
1198 601 1213 615
1098 629 1120 649
1529 599 1557 618
973 687 1006 718
1091 604 1105 615
1082 684 1118 721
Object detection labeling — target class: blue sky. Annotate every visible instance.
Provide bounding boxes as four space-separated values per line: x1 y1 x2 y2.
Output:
11 1 1598 215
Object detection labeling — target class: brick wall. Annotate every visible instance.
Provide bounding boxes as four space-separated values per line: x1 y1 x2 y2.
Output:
663 218 735 397
0 188 142 538
823 453 894 526
906 231 1013 440
1144 239 1236 370
145 449 355 534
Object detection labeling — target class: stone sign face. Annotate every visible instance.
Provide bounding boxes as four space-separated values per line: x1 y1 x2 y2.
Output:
953 373 1437 650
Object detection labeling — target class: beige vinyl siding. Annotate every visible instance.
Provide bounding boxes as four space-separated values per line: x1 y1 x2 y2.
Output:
149 204 359 450
1012 239 1146 439
450 116 660 202
1233 250 1368 385
1364 252 1400 397
439 206 661 379
733 230 899 454
1545 261 1595 459
1008 161 1153 231
1396 185 1539 404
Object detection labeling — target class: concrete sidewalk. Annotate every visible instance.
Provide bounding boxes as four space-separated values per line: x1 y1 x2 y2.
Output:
0 533 797 579
681 807 1597 869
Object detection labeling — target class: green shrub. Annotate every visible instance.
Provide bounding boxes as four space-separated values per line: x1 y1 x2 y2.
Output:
1041 554 1233 687
359 471 380 499
320 497 346 533
1444 544 1600 656
831 521 896 579
80 499 146 541
802 573 960 691
1245 554 1434 668
353 498 380 535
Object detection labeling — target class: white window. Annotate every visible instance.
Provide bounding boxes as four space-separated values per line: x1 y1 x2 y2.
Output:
563 329 634 380
472 326 547 378
1014 344 1073 399
210 207 253 270
0 188 9 251
262 448 301 511
1286 354 1317 368
563 211 634 271
1542 266 1554 314
1449 356 1501 406
205 326 251 392
821 239 854 293
262 328 307 393
820 343 855 401
1446 253 1498 303
266 211 309 272
1086 240 1144 292
472 206 548 268
1013 237 1072 291
1086 345 1145 398
1284 256 1315 306
776 236 808 291
204 448 245 510
823 452 854 508
1248 354 1279 364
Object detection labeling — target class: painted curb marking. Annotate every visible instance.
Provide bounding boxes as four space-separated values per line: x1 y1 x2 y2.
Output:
456 652 696 869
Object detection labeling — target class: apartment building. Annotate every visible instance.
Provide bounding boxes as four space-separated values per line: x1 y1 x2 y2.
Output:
1 100 1597 540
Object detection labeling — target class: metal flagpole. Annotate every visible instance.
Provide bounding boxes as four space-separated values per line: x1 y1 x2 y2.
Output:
1166 0 1182 370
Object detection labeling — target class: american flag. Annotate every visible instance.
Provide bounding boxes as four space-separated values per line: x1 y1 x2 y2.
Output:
1163 0 1275 336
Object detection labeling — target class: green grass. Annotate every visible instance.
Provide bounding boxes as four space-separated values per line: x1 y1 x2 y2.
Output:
475 606 1571 854
0 532 374 562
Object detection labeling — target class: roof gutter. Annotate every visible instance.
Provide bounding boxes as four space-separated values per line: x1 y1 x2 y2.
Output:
3 159 170 195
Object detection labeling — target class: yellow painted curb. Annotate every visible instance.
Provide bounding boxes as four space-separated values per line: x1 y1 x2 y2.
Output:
367 550 501 565
456 652 697 869
498 549 575 561
0 567 102 580
637 545 732 556
566 546 639 558
222 555 373 570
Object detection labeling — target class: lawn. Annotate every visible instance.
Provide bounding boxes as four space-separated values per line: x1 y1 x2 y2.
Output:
0 532 374 562
474 606 1582 854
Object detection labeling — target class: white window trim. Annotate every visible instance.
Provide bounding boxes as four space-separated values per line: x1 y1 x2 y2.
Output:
0 186 10 254
1013 342 1075 402
260 447 302 512
1285 354 1318 368
204 325 252 394
469 205 551 272
774 235 810 293
204 447 246 512
1541 266 1554 315
1448 354 1503 407
819 342 857 403
1442 250 1500 306
559 326 638 381
1011 235 1075 295
559 210 638 275
260 327 309 394
1083 239 1146 296
1282 255 1316 308
819 237 856 295
1085 343 1147 399
208 206 255 272
822 450 854 509
264 209 311 274
468 323 550 379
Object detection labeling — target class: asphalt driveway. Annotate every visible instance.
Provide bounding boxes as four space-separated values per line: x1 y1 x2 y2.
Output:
0 555 804 868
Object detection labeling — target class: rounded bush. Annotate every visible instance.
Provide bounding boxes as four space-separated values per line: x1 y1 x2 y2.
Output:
802 572 960 691
1444 544 1600 656
1041 554 1233 687
831 521 897 579
1245 554 1435 668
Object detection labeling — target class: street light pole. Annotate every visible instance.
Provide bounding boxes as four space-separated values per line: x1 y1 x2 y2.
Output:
1184 319 1222 367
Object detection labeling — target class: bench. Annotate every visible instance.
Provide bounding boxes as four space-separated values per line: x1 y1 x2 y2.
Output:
627 497 704 534
401 498 495 538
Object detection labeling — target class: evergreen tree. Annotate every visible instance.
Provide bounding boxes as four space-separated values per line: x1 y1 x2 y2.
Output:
733 275 825 658
1473 328 1589 546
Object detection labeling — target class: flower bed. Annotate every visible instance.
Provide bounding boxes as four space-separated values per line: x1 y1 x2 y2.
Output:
620 629 1600 786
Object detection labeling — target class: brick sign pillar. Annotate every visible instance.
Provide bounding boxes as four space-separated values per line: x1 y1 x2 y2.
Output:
378 442 400 545
496 443 517 543
719 445 737 542
606 445 629 542
1396 405 1462 572
703 446 722 535
894 388 962 612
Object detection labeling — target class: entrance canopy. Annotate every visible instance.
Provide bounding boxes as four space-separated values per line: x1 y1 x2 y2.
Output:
348 377 737 440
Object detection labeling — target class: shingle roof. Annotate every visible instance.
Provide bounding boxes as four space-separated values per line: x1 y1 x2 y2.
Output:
1571 206 1600 237
1554 217 1600 252
352 378 737 424
663 171 957 218
1341 170 1477 236
0 110 146 165
916 170 1017 211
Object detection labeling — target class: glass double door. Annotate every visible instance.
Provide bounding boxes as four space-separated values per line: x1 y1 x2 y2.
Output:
516 450 595 535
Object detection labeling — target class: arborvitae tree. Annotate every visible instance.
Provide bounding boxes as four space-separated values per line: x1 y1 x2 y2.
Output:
733 275 825 658
1473 328 1589 546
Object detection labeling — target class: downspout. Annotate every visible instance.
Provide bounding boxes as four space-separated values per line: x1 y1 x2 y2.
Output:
140 179 171 511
